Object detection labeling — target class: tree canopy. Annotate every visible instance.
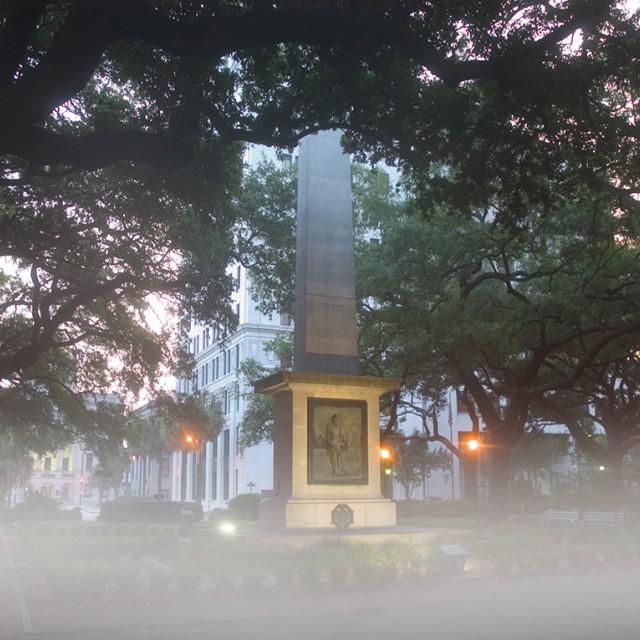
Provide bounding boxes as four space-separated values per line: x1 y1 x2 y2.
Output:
1 0 639 200
239 155 640 520
0 151 241 457
356 169 640 519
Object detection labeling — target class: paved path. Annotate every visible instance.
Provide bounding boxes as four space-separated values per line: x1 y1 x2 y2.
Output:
16 571 640 640
2 526 640 640
0 526 32 639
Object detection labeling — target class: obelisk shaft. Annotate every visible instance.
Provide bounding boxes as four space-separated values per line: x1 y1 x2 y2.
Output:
293 130 359 375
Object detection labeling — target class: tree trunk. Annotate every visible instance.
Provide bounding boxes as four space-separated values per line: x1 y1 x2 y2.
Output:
487 443 512 522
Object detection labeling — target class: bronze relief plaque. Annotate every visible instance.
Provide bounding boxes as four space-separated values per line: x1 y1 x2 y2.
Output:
307 398 368 485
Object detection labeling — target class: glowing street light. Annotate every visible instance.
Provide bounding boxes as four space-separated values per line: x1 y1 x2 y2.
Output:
219 522 236 534
380 447 393 475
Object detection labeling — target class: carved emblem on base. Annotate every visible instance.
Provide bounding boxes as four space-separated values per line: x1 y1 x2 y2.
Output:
331 503 354 529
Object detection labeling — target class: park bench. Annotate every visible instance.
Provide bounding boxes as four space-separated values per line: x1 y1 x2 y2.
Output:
542 509 580 524
542 509 625 526
580 511 625 526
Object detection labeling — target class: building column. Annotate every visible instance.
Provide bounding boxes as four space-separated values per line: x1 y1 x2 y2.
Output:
204 441 213 508
171 451 182 501
185 452 194 501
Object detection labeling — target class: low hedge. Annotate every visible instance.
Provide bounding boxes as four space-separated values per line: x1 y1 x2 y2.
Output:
2 493 82 522
99 501 204 523
2 504 82 522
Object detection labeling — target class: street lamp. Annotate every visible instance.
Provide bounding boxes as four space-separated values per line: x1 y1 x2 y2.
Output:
380 447 393 475
380 447 393 498
466 438 480 519
184 433 201 502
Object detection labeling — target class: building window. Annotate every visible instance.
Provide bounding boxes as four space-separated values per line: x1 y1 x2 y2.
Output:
85 453 94 470
224 389 231 415
44 457 52 471
222 349 232 376
62 458 70 472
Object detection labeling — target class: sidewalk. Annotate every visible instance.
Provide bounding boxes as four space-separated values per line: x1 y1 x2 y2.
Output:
2 525 640 640
0 526 31 639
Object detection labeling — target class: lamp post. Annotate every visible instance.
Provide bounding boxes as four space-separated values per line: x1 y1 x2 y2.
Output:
466 438 479 519
185 434 200 502
380 447 393 499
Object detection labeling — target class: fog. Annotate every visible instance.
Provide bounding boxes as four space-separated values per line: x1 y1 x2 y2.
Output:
2 521 640 640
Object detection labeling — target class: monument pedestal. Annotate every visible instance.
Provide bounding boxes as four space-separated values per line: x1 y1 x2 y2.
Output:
259 498 396 531
256 371 399 531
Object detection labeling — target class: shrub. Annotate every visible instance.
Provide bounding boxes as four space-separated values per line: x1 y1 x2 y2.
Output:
7 493 81 522
99 501 203 523
396 498 476 519
227 493 261 520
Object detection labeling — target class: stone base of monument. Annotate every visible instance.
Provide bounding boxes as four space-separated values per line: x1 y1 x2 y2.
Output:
255 371 401 532
259 497 396 531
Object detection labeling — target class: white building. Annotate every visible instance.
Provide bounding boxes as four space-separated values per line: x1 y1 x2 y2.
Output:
173 265 293 510
168 145 295 510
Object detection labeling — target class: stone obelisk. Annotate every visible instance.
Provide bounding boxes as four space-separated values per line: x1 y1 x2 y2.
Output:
294 130 359 375
257 131 398 531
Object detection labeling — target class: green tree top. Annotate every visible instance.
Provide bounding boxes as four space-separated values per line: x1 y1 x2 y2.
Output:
1 1 638 210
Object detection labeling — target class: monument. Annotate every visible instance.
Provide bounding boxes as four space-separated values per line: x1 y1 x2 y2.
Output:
257 130 399 530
